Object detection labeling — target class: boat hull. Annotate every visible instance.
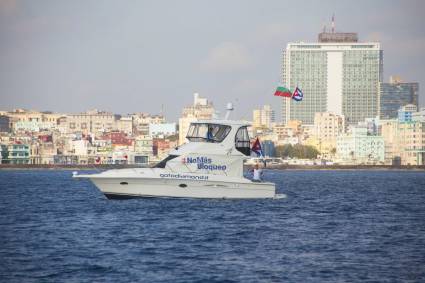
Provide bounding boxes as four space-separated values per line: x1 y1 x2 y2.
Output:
89 177 275 199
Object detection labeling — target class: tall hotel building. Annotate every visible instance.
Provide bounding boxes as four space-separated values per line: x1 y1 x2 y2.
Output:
281 30 383 125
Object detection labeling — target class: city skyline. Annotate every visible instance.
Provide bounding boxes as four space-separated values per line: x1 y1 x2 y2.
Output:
1 0 424 121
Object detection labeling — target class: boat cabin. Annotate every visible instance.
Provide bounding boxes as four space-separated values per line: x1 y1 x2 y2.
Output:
154 120 251 177
185 121 251 156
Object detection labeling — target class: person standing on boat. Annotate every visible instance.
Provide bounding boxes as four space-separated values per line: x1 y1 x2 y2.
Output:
252 163 263 182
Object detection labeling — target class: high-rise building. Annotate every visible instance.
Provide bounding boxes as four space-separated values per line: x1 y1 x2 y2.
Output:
252 105 275 129
252 109 261 128
381 117 425 166
380 120 399 164
412 107 425 122
178 93 215 145
398 104 417 122
397 121 425 165
379 76 419 119
281 36 383 125
313 112 345 152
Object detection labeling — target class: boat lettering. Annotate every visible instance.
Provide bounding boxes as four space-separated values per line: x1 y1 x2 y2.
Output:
183 156 212 164
197 163 227 171
159 173 209 180
183 156 227 171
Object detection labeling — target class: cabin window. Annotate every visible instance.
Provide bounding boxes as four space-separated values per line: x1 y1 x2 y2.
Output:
235 126 250 156
186 123 231 143
154 155 178 168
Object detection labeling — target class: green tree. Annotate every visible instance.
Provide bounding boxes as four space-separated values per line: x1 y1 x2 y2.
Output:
304 145 320 159
275 144 319 159
276 144 293 158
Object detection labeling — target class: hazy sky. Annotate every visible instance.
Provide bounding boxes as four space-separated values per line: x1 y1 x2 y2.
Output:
1 0 424 121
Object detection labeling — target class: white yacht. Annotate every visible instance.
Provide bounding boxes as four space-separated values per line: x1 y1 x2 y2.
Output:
73 106 276 199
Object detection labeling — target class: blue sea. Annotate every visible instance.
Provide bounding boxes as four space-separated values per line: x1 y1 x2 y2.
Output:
1 170 425 282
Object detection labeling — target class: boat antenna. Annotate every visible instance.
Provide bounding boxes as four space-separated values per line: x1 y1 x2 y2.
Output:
224 102 234 120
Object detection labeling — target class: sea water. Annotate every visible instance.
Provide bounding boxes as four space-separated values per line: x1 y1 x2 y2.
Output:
1 170 425 282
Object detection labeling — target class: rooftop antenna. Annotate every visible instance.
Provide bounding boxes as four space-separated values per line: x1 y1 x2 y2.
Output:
224 102 234 120
331 13 335 33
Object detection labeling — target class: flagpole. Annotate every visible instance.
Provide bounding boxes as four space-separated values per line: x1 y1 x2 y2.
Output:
285 96 290 125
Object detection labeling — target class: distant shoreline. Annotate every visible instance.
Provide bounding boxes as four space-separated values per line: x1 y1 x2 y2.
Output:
1 164 424 171
263 164 425 171
0 164 141 171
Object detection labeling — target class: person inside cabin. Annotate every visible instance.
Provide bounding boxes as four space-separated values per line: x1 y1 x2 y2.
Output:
206 126 214 141
252 163 263 182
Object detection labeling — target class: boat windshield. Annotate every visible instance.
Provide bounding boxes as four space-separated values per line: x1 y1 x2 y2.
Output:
186 123 231 143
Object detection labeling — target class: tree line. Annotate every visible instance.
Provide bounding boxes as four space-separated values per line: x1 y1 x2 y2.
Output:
275 144 319 159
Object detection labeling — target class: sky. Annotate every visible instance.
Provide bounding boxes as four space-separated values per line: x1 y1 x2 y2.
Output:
1 0 424 121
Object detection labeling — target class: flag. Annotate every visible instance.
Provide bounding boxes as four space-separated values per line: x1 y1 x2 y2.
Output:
292 87 303 101
274 86 292 97
251 137 264 157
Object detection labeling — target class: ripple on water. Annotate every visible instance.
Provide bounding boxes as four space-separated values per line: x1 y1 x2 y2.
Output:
0 170 425 282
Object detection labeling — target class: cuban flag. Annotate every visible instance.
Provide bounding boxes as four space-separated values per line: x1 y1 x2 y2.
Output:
251 137 264 157
292 87 303 101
